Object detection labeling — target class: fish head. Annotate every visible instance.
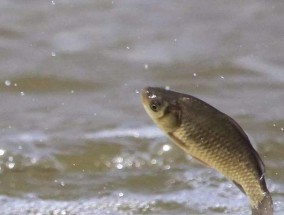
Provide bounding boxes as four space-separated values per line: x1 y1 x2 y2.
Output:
141 87 181 133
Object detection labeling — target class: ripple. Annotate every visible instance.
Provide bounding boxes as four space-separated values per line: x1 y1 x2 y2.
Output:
234 56 284 83
0 76 101 93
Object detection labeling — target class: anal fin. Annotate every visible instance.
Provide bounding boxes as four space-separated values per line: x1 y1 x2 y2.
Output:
233 180 246 195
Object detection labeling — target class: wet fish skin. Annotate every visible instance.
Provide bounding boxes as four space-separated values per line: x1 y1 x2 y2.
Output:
141 87 273 215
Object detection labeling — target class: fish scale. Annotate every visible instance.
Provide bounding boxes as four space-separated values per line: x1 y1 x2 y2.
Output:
174 124 265 207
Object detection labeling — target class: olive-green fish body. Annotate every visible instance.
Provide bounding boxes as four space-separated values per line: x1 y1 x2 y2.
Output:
141 87 273 215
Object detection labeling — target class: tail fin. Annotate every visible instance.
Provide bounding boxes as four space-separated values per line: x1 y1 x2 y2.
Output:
252 192 273 215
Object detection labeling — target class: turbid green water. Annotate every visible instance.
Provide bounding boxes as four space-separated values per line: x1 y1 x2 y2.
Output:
0 0 284 214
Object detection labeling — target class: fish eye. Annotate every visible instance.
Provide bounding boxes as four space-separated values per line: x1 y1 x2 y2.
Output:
150 101 161 112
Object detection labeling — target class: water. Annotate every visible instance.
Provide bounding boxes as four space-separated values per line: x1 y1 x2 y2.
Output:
0 0 284 214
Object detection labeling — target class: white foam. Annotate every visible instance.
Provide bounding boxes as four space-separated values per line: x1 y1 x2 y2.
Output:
85 126 163 139
3 132 48 143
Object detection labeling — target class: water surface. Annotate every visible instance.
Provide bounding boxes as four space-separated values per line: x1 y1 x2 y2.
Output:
0 0 284 214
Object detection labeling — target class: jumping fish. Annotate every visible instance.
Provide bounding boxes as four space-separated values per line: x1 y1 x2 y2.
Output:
141 87 273 215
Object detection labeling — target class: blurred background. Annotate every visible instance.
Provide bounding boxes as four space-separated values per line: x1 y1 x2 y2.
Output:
0 0 283 214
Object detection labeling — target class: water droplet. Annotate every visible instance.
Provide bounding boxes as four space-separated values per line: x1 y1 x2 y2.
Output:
164 165 171 170
116 164 123 170
31 158 37 164
20 92 25 96
220 76 225 79
151 159 157 165
4 80 11 86
70 90 74 94
135 89 139 94
144 64 149 70
126 46 130 50
281 127 284 131
173 38 177 42
60 181 65 186
114 156 123 163
118 192 124 197
0 149 5 156
61 211 67 215
165 86 170 90
193 73 197 77
162 144 171 152
273 123 276 127
51 0 55 5
133 132 140 138
51 52 56 57
7 163 15 169
135 162 142 168
14 83 18 87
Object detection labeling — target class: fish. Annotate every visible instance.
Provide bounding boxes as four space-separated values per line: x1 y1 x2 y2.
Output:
141 87 273 215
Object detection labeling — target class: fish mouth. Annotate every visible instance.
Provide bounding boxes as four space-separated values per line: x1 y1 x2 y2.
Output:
140 87 152 105
141 86 168 106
